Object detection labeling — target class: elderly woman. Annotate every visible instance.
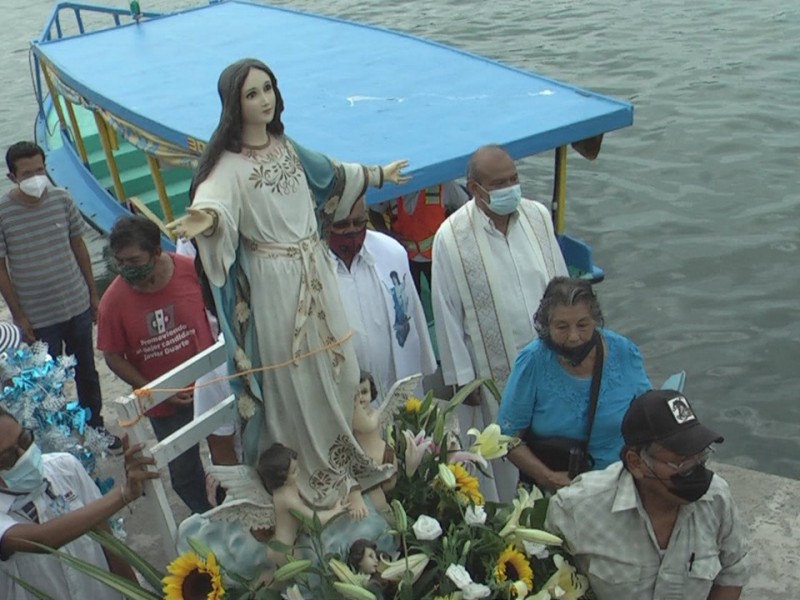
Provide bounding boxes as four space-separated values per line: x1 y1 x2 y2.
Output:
498 277 651 491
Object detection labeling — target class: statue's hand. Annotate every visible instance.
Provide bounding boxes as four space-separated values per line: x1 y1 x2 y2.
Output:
166 207 215 240
382 159 411 185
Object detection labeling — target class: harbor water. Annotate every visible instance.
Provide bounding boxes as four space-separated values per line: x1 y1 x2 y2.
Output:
0 0 798 481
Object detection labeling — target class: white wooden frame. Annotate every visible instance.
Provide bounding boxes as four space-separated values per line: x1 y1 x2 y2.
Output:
114 340 236 559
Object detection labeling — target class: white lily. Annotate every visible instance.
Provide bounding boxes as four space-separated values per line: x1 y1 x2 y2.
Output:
466 423 515 460
498 485 543 538
380 553 430 583
508 527 563 546
438 463 457 489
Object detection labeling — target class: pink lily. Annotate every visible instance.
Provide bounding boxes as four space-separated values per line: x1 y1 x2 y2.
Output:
447 449 489 470
403 429 433 476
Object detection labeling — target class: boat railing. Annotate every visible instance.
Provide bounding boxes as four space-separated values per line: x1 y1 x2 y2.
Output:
33 2 162 121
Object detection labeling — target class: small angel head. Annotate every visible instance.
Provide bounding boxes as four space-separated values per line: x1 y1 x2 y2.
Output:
348 538 380 575
256 443 298 494
357 371 377 408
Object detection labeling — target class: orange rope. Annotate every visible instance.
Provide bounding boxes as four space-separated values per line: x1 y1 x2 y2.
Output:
119 331 353 428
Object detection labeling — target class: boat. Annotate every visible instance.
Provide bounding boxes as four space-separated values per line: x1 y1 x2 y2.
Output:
31 0 633 281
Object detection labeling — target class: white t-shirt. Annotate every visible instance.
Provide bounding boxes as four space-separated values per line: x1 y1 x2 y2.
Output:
0 453 123 600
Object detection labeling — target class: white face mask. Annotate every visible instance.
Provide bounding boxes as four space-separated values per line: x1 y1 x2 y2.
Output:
18 175 50 199
477 183 522 216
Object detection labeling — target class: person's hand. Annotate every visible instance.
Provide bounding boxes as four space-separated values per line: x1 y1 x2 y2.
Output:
166 208 215 240
347 489 368 521
120 435 158 502
462 387 482 407
15 315 35 344
166 391 194 406
542 470 571 491
89 291 100 323
382 160 411 185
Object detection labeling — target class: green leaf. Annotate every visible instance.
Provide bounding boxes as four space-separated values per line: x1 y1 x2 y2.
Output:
26 541 161 599
4 572 54 599
444 378 485 414
266 538 294 555
186 535 215 560
88 530 164 591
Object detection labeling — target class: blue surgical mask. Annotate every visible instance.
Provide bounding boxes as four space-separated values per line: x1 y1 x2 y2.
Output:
0 443 45 492
479 183 522 215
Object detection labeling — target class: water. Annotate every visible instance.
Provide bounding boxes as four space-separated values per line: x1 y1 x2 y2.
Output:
1 0 798 478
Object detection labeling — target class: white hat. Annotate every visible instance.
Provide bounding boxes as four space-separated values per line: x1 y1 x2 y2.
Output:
0 322 21 353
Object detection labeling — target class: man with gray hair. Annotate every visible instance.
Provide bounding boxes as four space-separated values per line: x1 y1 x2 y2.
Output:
546 389 750 599
432 144 567 502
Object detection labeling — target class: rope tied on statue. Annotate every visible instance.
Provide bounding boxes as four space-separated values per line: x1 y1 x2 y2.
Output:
117 330 353 428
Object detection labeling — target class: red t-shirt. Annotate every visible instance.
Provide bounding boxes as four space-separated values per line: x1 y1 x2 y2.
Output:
97 253 215 417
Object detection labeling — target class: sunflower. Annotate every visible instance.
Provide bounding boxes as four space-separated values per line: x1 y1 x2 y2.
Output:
163 551 225 600
404 397 423 413
448 462 485 505
495 545 534 595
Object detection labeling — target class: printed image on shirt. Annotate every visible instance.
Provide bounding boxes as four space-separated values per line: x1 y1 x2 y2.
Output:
147 306 176 336
386 271 411 346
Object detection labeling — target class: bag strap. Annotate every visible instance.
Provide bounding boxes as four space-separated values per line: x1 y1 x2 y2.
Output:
582 332 605 449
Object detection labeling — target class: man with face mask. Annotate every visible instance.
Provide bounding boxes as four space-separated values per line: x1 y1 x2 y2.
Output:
0 142 120 453
96 215 214 514
431 144 568 502
0 405 158 600
545 390 750 600
324 196 435 401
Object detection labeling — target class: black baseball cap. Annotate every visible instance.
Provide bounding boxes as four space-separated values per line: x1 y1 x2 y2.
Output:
622 390 724 456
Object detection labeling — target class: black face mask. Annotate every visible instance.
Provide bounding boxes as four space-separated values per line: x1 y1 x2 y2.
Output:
645 461 714 503
544 330 599 367
666 465 714 503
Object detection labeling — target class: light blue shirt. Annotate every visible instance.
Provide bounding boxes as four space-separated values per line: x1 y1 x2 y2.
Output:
497 329 651 469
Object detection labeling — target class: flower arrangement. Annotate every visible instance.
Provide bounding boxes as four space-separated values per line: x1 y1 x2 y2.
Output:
24 380 590 600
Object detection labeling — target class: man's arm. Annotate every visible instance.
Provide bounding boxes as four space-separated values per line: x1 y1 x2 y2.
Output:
0 440 157 558
103 351 148 389
69 236 100 321
707 585 742 600
0 259 34 342
104 351 193 406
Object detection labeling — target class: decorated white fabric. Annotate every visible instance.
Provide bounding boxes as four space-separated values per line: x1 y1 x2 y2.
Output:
432 198 568 502
193 138 391 508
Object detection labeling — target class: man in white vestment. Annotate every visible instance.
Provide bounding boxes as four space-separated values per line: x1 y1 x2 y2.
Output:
326 197 437 400
432 144 568 502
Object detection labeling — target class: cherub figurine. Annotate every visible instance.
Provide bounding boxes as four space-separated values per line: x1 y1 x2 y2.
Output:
257 443 348 566
348 539 387 599
351 373 423 513
200 443 348 568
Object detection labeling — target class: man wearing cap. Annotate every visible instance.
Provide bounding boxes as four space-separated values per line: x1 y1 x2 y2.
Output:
545 389 750 599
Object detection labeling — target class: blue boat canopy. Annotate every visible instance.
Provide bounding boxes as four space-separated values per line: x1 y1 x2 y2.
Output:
33 0 632 202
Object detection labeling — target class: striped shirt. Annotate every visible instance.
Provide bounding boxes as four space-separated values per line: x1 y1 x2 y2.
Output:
0 187 89 328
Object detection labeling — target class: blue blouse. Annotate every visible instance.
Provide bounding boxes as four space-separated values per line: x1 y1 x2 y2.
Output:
497 329 651 470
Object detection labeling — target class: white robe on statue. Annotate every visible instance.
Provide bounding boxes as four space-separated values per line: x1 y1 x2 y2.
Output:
331 230 436 399
193 138 392 509
432 199 568 502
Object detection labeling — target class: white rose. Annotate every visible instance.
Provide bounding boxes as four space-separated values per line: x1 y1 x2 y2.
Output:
445 564 473 589
523 540 550 559
462 582 491 600
412 514 443 541
464 505 487 526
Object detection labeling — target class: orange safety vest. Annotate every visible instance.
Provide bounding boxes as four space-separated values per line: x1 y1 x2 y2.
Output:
392 185 446 261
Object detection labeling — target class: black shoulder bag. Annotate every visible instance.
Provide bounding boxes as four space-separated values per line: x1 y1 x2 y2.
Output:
520 338 604 483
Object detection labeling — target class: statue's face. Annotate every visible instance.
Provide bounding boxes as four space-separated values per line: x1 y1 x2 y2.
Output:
359 547 379 575
357 379 373 409
240 67 276 127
